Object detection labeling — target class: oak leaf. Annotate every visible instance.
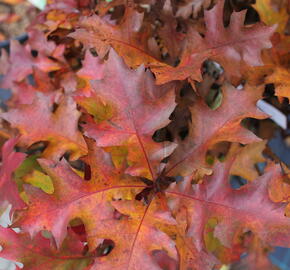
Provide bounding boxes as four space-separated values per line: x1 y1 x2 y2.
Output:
70 8 167 69
13 144 185 269
167 162 290 263
14 142 143 248
0 226 93 270
0 137 26 213
77 50 105 80
152 29 209 85
166 83 267 176
154 0 275 84
1 40 61 89
81 49 177 179
265 67 290 101
230 141 267 181
0 94 87 161
268 163 290 217
204 0 275 78
0 0 289 268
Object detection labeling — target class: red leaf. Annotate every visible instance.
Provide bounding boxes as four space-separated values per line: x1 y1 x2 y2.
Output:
167 162 290 262
0 0 288 268
81 49 177 179
77 50 105 80
154 0 276 84
1 40 61 89
69 7 169 70
1 95 87 161
166 83 267 176
0 138 26 213
0 226 92 270
204 0 276 78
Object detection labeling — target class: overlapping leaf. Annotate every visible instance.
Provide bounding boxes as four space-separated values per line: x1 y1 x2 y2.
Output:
0 0 289 269
230 141 267 181
154 0 276 84
13 141 191 269
80 49 176 180
0 40 61 89
166 83 268 176
166 161 290 263
1 95 87 161
0 138 26 213
0 227 92 270
70 7 166 69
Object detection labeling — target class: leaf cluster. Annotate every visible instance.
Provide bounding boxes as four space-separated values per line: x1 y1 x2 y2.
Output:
0 0 289 269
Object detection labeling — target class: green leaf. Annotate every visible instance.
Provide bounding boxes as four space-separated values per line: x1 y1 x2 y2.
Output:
24 170 54 194
206 88 223 110
14 155 42 179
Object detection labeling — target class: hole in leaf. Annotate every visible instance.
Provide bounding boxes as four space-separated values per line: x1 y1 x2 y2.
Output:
82 243 89 256
241 118 278 141
27 74 35 86
206 141 231 164
178 126 189 140
66 158 91 180
84 163 91 181
263 83 275 98
108 5 125 22
202 60 224 81
31 50 38 57
25 141 49 155
95 239 115 257
245 6 260 25
175 175 184 183
135 187 152 203
230 175 248 189
70 218 87 242
51 103 59 113
48 71 56 78
173 58 180 67
48 28 74 45
152 127 173 142
89 48 98 57
176 19 187 33
179 82 195 100
68 159 85 171
161 53 170 61
161 156 170 164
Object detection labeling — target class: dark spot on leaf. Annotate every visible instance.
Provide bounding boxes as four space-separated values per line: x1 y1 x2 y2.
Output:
95 239 115 257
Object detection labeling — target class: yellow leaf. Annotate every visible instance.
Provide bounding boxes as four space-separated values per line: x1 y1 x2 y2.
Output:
24 170 54 194
253 0 288 33
230 141 267 181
